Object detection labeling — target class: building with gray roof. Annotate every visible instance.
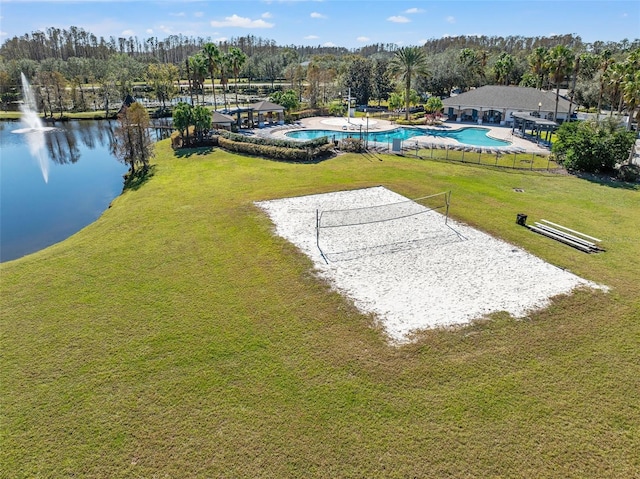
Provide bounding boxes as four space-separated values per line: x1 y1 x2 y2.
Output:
441 85 573 126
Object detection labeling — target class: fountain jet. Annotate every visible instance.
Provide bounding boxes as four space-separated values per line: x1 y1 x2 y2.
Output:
14 73 51 182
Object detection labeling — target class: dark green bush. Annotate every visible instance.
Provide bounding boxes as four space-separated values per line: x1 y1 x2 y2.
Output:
339 137 364 152
289 108 329 120
217 129 328 150
617 164 640 182
217 136 333 162
552 119 636 173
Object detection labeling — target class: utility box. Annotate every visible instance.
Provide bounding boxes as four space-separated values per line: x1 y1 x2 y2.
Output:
516 213 528 226
392 138 402 153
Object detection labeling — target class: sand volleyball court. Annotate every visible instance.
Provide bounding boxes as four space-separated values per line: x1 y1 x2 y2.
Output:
256 186 606 343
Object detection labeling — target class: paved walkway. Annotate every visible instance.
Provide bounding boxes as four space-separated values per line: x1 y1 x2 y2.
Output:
264 116 550 154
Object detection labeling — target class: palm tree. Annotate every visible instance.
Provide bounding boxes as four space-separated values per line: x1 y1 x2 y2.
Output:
494 52 515 86
185 57 194 106
173 102 193 146
622 49 640 130
219 52 233 110
606 62 627 117
596 49 614 120
458 48 484 90
622 70 640 131
546 45 574 121
389 46 428 121
192 105 212 143
567 54 581 120
188 53 208 105
203 42 220 111
528 47 549 90
228 47 247 107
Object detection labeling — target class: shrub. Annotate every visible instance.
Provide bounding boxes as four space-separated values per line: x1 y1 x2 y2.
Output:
552 119 636 173
395 118 425 126
170 126 197 149
289 108 329 121
217 130 328 150
339 137 364 152
617 164 640 182
217 136 333 162
269 90 299 112
328 101 347 117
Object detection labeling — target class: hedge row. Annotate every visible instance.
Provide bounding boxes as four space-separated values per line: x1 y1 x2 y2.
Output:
395 118 428 126
339 137 364 152
217 129 328 150
217 136 334 162
289 108 330 120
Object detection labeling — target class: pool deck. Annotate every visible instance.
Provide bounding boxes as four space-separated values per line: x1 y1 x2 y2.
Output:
259 116 550 154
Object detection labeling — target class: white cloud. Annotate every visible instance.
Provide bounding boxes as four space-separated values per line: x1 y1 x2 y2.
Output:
121 29 135 36
357 36 370 42
211 14 274 28
194 12 204 18
322 41 336 47
446 16 455 24
387 15 410 23
146 28 154 34
405 8 424 14
170 12 186 17
0 31 7 37
310 12 327 19
213 36 228 43
262 12 273 19
305 35 319 40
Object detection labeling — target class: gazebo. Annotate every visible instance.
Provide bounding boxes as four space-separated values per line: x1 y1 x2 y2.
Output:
248 100 285 128
211 112 235 131
511 112 559 145
226 101 285 129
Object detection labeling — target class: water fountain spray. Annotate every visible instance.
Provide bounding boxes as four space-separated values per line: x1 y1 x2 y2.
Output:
15 72 50 182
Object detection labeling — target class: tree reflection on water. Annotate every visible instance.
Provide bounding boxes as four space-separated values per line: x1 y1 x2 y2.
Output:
41 120 117 165
1 119 131 262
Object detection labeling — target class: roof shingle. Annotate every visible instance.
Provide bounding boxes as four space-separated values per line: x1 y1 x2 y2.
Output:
442 85 571 113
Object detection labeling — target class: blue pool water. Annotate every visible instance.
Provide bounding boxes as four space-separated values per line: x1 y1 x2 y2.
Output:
286 126 511 147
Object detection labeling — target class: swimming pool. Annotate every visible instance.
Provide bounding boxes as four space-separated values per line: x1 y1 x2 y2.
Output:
286 126 511 147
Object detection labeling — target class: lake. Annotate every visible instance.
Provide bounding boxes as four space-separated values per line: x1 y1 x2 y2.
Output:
0 120 129 262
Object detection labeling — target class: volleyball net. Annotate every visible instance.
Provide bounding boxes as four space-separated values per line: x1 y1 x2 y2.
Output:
316 191 452 262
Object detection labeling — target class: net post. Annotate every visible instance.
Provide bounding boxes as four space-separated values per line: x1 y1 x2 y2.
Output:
445 191 451 224
316 209 328 264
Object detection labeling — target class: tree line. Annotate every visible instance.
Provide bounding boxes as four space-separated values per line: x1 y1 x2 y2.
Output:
3 27 638 64
1 27 639 129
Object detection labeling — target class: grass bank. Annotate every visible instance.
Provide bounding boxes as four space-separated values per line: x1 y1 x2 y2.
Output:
1 142 639 477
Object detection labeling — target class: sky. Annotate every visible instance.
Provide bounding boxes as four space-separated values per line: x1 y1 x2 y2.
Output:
0 0 638 49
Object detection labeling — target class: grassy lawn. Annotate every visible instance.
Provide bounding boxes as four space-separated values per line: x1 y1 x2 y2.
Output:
1 142 639 478
414 147 557 170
